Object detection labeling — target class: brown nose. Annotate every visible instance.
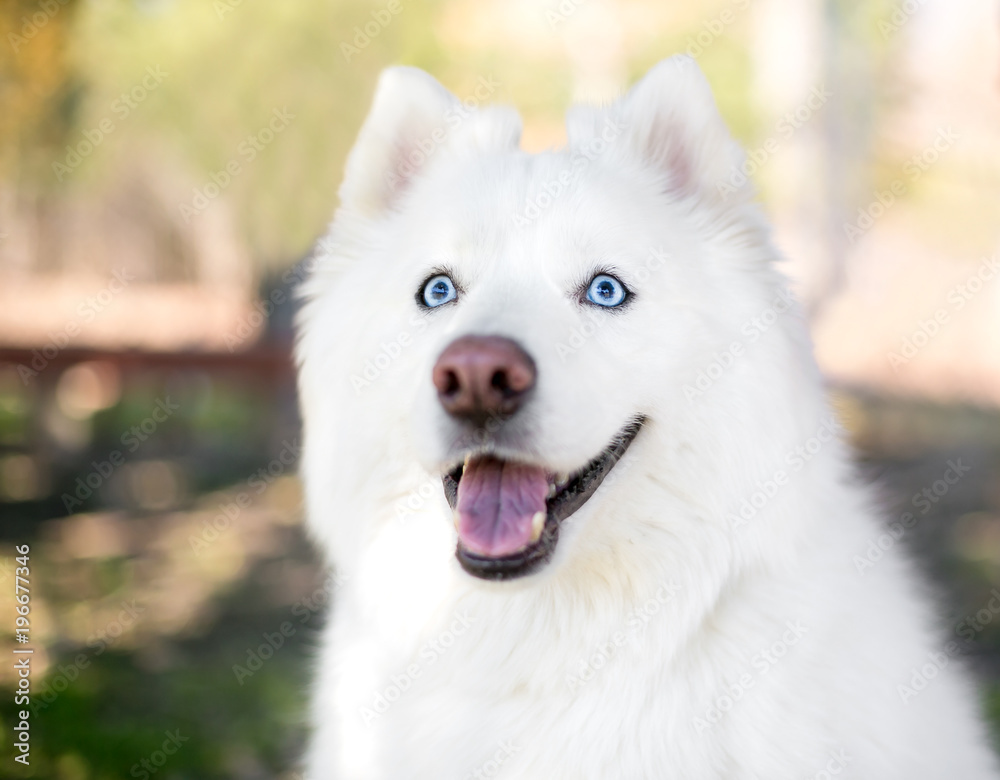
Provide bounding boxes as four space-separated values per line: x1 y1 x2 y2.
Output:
433 336 536 423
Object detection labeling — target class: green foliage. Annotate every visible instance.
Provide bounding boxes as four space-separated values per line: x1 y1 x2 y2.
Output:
1 643 308 778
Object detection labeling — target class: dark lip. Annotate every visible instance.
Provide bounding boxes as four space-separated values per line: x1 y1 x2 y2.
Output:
443 416 646 581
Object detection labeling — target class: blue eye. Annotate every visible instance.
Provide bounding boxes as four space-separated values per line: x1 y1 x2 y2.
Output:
585 274 628 308
421 274 457 308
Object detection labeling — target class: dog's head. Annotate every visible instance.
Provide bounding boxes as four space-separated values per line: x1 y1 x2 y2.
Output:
297 57 808 586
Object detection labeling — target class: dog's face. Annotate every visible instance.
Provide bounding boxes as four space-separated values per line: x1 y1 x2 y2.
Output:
298 57 779 583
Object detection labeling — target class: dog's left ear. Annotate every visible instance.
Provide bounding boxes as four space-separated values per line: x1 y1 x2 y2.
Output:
567 56 747 203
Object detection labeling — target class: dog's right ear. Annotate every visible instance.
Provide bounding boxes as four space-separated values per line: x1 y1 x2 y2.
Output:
339 67 457 216
339 67 519 217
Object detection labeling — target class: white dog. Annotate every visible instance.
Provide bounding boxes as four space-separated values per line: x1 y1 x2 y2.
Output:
295 56 998 778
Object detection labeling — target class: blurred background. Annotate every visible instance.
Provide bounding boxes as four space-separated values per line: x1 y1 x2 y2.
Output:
1 0 999 776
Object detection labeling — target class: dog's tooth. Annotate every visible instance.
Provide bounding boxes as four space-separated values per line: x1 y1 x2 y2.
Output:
453 512 460 531
530 511 545 543
547 483 557 499
556 473 569 488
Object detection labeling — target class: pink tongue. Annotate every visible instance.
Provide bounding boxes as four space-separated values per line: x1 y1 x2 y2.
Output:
456 457 549 557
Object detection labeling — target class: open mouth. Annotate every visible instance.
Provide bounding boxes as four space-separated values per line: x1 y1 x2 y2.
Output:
442 417 645 581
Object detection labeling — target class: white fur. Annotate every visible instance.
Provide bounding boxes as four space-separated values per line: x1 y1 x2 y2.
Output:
295 57 999 778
